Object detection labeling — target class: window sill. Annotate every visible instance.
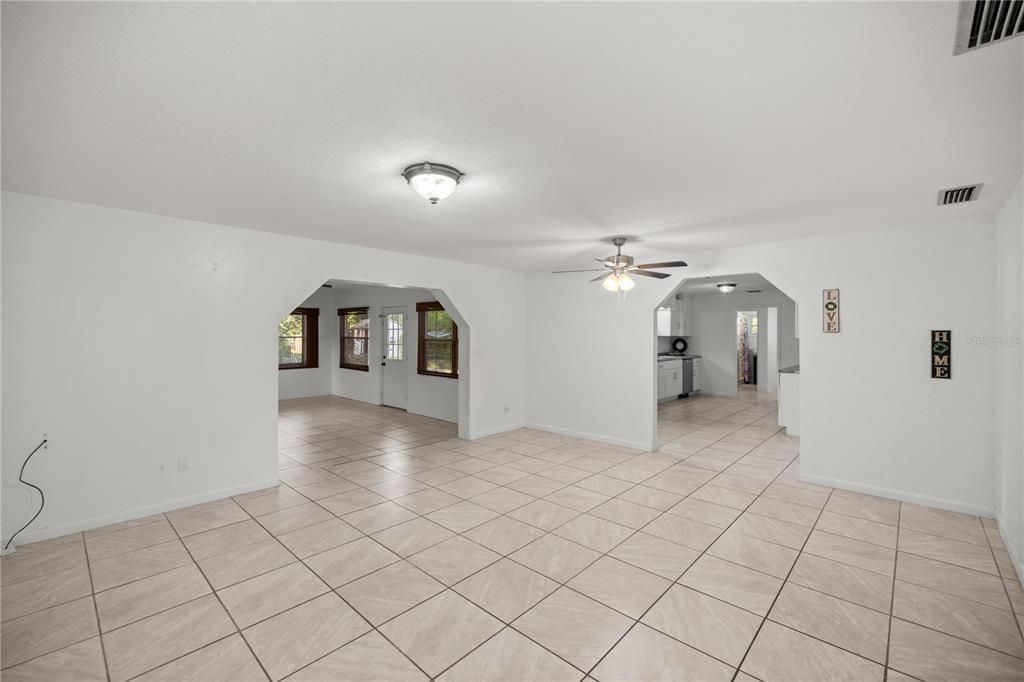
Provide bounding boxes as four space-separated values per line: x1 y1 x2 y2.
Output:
340 364 369 372
418 370 459 379
279 364 318 370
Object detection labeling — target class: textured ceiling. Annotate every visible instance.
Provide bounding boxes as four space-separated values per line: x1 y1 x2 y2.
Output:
3 2 1021 270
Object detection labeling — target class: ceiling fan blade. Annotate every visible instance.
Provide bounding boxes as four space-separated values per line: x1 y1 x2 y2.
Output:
552 268 608 274
635 261 688 269
631 270 671 279
590 273 611 282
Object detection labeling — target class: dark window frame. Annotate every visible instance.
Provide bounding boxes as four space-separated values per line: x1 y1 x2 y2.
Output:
278 307 319 370
338 307 370 372
416 301 459 379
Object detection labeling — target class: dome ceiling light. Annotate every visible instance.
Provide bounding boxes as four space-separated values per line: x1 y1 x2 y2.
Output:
401 162 464 204
717 283 738 293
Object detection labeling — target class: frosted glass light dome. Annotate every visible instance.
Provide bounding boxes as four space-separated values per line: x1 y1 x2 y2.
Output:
402 162 464 204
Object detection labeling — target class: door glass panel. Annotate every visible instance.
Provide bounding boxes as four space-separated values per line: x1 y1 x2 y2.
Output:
385 313 404 360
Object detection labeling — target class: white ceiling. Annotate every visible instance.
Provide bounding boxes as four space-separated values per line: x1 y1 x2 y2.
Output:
3 2 1021 271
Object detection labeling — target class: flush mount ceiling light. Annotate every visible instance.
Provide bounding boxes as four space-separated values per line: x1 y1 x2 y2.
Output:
717 283 738 293
402 162 464 204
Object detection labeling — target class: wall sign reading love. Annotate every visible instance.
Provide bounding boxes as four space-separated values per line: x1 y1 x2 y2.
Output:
931 330 951 379
822 289 840 333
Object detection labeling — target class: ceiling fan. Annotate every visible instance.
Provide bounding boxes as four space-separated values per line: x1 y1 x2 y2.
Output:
552 237 688 292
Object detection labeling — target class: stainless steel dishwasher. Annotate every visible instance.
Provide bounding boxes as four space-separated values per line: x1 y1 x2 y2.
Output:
680 358 694 396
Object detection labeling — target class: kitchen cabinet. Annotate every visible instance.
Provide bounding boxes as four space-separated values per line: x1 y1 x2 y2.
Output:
658 297 695 337
670 297 695 336
657 360 682 400
656 307 672 337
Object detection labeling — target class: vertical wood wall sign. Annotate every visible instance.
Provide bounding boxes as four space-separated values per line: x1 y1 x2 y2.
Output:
822 289 840 333
931 330 951 379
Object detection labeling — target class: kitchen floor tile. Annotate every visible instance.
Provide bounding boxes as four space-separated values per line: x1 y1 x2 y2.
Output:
641 585 760 666
455 558 559 622
243 592 370 680
0 638 107 682
217 561 328 628
372 517 454 557
379 591 503 677
133 634 264 681
289 631 427 681
1 597 99 669
892 579 1024 657
608 532 699 580
338 561 444 625
593 624 734 682
568 555 669 618
95 563 210 632
305 536 401 587
769 582 889 662
197 538 296 590
464 516 546 555
888 618 1024 682
437 627 579 682
708 528 798 578
741 621 884 681
680 554 783 616
102 594 235 682
513 587 632 671
407 536 501 585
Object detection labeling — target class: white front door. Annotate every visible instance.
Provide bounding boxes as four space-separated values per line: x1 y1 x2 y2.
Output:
380 306 408 409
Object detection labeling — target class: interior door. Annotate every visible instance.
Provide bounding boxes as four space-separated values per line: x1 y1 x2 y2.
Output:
380 306 408 409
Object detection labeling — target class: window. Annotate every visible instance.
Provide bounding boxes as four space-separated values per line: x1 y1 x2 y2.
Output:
417 301 458 378
339 307 370 371
278 308 319 370
385 312 405 360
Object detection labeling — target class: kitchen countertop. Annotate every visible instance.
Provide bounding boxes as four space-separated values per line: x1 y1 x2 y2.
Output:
779 365 800 374
657 353 701 359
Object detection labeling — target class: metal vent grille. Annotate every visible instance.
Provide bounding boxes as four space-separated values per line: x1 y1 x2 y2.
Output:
938 184 983 205
746 289 763 293
954 1 1024 54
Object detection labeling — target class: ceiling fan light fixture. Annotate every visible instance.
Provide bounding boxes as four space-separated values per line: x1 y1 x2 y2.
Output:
717 283 738 293
402 162 464 204
617 273 636 291
602 274 621 292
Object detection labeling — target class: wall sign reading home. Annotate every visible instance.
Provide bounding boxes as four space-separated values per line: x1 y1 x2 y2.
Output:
931 330 951 379
822 289 840 333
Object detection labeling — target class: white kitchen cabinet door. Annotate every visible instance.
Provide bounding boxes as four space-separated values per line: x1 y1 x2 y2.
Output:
658 364 680 400
656 307 672 337
679 297 695 336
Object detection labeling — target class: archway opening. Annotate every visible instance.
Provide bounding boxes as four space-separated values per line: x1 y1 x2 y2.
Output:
275 279 468 473
653 272 799 454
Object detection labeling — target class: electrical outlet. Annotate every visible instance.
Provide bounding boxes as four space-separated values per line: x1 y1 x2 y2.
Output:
177 456 190 472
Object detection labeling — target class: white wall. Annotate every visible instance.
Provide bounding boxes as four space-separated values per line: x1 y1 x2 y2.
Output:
685 291 797 397
1 193 526 544
995 174 1024 575
331 286 459 423
277 287 334 400
527 216 998 515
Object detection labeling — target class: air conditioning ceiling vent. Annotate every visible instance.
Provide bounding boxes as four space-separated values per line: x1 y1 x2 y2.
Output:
954 0 1024 54
938 184 983 205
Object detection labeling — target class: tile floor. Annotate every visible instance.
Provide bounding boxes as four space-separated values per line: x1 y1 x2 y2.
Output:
3 392 1024 681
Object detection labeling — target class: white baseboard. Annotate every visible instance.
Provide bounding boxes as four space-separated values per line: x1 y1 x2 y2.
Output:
8 477 280 547
800 472 996 518
468 422 526 440
525 422 650 452
996 512 1024 582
